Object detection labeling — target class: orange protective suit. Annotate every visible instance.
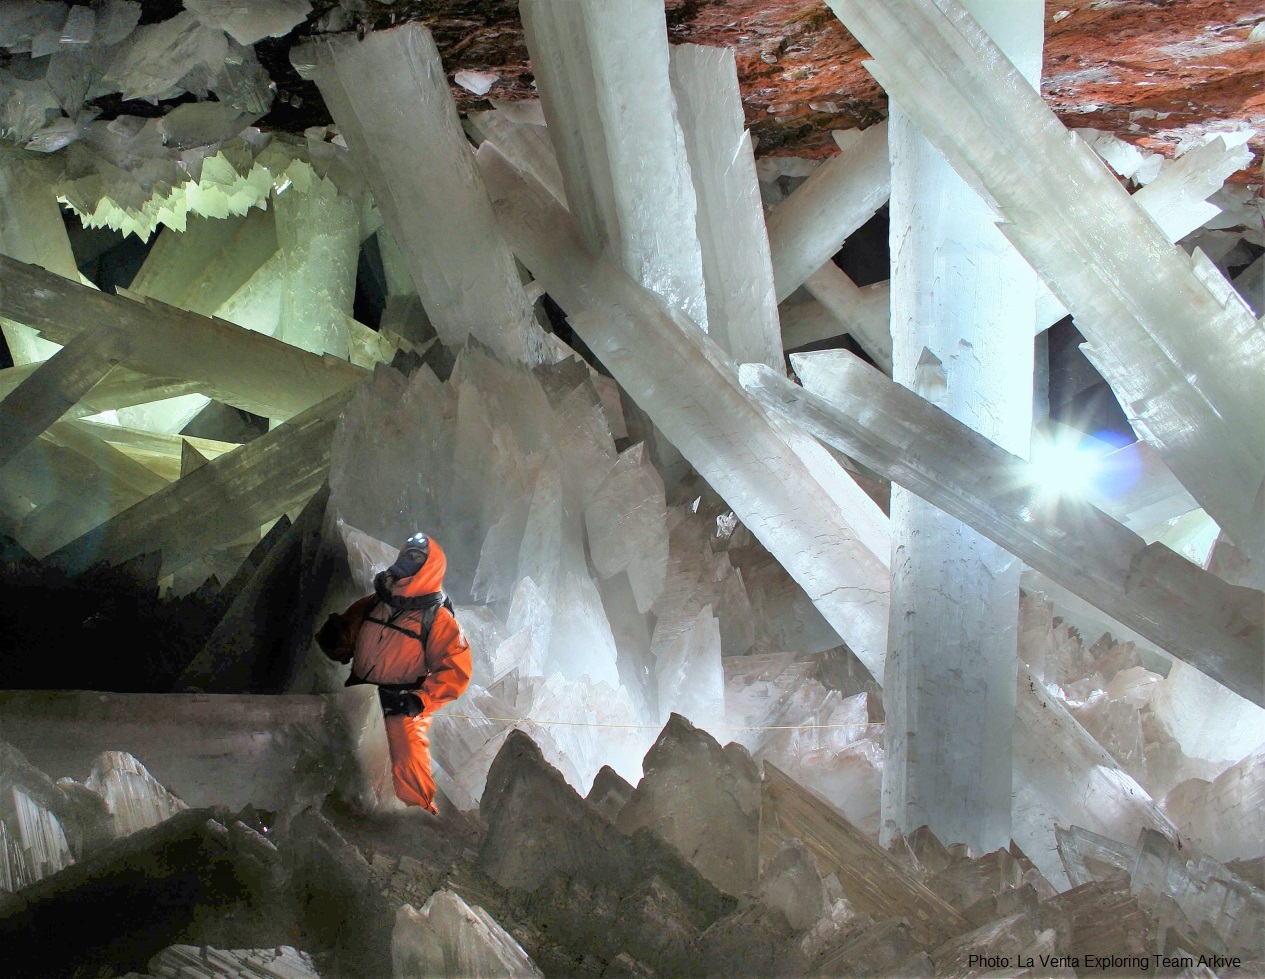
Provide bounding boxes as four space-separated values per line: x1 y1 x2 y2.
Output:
322 538 471 811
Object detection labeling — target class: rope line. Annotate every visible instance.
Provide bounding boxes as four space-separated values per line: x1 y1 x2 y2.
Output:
430 711 883 732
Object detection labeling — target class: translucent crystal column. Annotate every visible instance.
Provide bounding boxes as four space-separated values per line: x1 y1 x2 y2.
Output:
879 0 1043 852
477 145 892 673
828 0 1265 564
765 123 889 304
118 209 279 434
0 152 83 366
669 44 782 369
0 255 366 422
301 24 545 364
742 353 1264 707
214 176 359 363
520 0 709 332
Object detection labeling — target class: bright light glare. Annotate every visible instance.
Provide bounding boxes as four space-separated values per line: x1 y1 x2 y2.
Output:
1029 432 1103 500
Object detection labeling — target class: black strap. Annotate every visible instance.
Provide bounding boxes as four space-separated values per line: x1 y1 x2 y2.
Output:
348 592 454 692
346 673 427 693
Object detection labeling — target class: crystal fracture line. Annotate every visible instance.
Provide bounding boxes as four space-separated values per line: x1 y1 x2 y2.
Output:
826 0 1265 562
740 354 1264 708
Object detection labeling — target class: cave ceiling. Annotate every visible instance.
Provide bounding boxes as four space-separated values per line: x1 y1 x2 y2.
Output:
228 0 1265 188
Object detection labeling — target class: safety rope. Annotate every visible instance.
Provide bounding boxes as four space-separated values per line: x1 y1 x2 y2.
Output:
430 712 884 732
424 679 1109 732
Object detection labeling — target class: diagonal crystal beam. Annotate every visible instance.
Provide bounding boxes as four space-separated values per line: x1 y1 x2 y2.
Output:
47 389 354 577
765 123 890 304
0 439 148 554
797 264 892 372
0 152 85 367
782 132 1252 359
669 44 783 369
825 0 1265 562
70 370 208 417
300 24 545 365
520 0 710 333
54 418 238 484
0 328 129 471
740 351 1265 707
41 423 170 499
477 143 892 676
0 256 367 421
464 109 568 207
15 424 177 556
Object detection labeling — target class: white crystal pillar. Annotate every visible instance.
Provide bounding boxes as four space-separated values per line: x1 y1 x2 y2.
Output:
828 0 1265 563
303 24 545 364
520 0 709 332
669 44 783 369
477 144 892 673
880 1 1043 852
765 123 890 304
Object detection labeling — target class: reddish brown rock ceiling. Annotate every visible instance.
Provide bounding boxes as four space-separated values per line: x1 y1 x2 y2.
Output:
299 0 1264 189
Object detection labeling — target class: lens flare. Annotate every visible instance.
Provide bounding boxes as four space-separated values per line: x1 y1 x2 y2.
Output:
1029 430 1105 500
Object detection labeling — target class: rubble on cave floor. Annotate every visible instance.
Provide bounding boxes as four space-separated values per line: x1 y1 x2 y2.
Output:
2 716 1262 979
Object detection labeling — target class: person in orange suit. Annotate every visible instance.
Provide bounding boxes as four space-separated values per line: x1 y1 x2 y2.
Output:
316 532 471 813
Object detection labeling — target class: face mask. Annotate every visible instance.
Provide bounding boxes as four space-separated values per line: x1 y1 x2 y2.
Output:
386 532 430 579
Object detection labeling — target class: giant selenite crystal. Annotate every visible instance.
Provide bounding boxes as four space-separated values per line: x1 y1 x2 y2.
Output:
121 208 280 433
0 256 367 422
668 44 782 369
0 152 85 366
827 0 1265 565
214 170 360 364
50 389 352 576
762 762 969 949
520 0 709 333
583 441 668 614
83 750 187 838
743 351 1265 707
301 24 544 364
143 944 322 979
0 688 392 817
764 122 890 304
478 145 893 680
393 890 544 979
776 131 1254 372
616 713 761 897
0 326 128 471
1163 744 1265 864
873 0 1043 854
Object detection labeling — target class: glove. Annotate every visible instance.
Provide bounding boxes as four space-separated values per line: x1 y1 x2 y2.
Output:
378 687 424 718
316 613 352 664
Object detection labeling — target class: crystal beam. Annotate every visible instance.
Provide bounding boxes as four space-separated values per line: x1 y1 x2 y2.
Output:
0 255 367 421
825 0 1265 562
740 352 1265 708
